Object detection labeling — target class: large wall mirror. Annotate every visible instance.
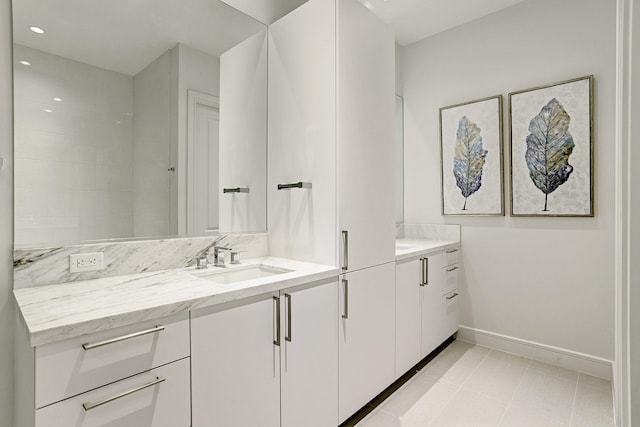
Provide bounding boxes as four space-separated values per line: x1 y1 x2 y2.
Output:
12 0 268 248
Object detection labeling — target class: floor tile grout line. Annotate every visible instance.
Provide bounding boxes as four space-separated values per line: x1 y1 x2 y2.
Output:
496 357 534 427
423 344 468 427
568 373 580 427
426 344 494 427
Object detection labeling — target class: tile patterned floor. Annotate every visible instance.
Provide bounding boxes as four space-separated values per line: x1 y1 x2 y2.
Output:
357 341 615 427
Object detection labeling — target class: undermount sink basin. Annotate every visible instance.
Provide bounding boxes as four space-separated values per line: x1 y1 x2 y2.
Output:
395 243 416 250
190 264 292 284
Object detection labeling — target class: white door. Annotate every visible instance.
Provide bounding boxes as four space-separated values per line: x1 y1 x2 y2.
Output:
280 280 339 427
191 294 280 427
187 90 220 236
395 257 422 378
339 263 396 423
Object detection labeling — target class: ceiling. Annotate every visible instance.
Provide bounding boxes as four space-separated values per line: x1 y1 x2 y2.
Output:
12 0 266 76
359 0 526 46
12 0 527 75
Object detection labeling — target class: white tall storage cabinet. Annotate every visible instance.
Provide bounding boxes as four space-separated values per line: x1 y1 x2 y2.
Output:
268 0 395 423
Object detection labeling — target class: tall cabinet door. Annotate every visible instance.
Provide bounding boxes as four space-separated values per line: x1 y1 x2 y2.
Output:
281 279 339 427
339 263 396 423
395 257 423 378
191 293 280 427
337 0 396 271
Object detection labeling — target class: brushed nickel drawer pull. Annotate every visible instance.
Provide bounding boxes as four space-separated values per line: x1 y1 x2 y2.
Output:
446 293 459 300
446 249 459 253
273 296 281 347
82 326 165 350
446 266 459 272
342 279 349 319
342 230 349 271
82 376 165 411
285 293 292 342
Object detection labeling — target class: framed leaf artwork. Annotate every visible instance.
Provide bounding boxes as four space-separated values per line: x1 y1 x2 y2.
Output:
439 95 504 216
509 75 594 217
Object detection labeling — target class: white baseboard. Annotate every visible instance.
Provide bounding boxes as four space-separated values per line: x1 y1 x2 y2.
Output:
457 325 613 380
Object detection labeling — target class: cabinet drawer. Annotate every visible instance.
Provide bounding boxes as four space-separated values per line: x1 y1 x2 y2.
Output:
443 263 459 295
444 290 460 339
445 247 460 266
35 357 190 427
35 312 189 408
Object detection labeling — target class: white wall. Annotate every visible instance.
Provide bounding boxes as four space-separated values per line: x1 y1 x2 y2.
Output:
133 50 173 238
13 45 134 246
219 30 268 233
0 0 14 424
402 0 615 361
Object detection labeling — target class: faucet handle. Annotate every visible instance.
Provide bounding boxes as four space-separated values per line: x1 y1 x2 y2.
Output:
230 250 247 264
195 256 208 269
213 246 232 266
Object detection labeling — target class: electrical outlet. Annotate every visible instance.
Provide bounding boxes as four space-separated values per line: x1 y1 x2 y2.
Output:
69 252 104 273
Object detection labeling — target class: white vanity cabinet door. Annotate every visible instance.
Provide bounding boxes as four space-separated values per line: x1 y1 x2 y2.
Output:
280 279 339 427
191 293 280 427
35 312 189 409
339 263 395 423
395 257 422 378
35 357 190 427
421 253 447 358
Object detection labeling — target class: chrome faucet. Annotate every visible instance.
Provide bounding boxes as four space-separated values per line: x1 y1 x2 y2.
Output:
195 256 209 269
213 247 232 266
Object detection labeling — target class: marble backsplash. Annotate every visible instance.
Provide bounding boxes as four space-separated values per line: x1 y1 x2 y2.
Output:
396 223 461 241
13 233 269 289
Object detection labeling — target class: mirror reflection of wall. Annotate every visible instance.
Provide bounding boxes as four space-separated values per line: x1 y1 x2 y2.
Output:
12 0 267 247
396 94 404 224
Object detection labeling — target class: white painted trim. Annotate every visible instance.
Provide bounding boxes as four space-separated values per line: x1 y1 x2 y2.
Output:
615 0 632 425
457 326 613 380
186 90 220 236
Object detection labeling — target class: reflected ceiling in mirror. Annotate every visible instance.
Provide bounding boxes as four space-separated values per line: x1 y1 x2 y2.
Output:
13 0 268 248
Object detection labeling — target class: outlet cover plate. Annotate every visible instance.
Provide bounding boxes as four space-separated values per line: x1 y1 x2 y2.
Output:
69 252 104 273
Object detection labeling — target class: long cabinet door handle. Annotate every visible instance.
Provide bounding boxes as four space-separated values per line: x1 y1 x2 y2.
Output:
419 258 425 286
419 257 429 286
82 325 165 350
82 376 165 411
273 296 281 347
342 279 349 319
446 266 459 272
446 292 459 300
285 293 292 342
342 230 349 271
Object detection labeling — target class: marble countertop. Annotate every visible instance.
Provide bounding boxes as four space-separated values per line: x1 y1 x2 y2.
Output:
395 239 460 261
14 257 339 347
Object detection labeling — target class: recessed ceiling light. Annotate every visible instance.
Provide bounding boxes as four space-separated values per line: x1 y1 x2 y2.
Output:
29 26 46 34
44 109 53 113
53 97 62 102
19 60 31 66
